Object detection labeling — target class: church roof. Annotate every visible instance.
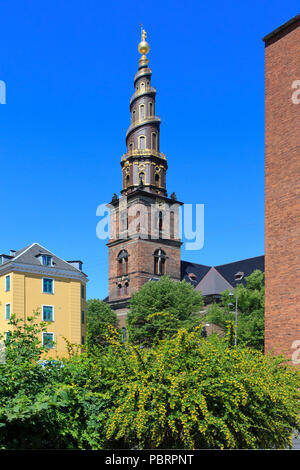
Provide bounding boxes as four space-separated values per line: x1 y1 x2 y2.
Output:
181 255 264 296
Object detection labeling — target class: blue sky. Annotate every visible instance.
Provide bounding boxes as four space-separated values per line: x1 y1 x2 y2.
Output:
0 0 298 299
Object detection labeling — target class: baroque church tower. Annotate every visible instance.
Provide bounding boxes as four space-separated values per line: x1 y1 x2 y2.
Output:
107 29 183 325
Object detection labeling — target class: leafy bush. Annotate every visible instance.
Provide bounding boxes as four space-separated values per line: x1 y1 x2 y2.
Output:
0 311 299 450
205 270 265 350
127 276 204 345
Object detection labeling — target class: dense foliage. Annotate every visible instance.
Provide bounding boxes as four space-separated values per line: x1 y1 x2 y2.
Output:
86 299 117 348
126 276 204 345
205 270 265 350
0 313 299 450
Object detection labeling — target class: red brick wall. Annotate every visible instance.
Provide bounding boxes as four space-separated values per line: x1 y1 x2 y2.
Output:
264 19 300 365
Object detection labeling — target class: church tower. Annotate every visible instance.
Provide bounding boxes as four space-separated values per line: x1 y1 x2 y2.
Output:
107 29 183 325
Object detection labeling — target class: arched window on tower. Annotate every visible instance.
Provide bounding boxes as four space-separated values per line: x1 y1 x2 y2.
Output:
152 132 157 150
158 211 163 238
155 173 160 188
140 104 145 120
139 172 145 186
132 109 136 122
125 174 130 190
149 102 153 116
170 211 175 239
117 250 128 276
154 249 166 275
139 136 146 150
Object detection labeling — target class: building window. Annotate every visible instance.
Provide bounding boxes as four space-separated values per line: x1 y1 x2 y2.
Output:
139 172 145 185
42 255 52 266
43 278 54 294
5 304 11 320
43 332 54 349
43 306 54 322
139 135 146 150
82 336 85 345
152 132 157 150
5 275 10 291
140 104 145 120
81 284 85 299
158 211 163 238
154 249 166 276
118 283 123 296
81 311 85 324
5 331 11 343
124 281 129 296
155 173 160 188
125 174 130 189
132 110 136 122
117 250 128 276
149 101 153 116
170 211 175 239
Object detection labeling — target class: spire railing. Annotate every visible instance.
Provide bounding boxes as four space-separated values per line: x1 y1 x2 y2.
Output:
121 148 166 162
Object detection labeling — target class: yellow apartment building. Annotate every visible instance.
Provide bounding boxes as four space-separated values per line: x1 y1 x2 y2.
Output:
0 243 88 358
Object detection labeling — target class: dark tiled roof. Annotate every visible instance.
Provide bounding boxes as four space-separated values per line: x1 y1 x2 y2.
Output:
0 243 87 277
195 267 233 296
181 255 264 295
180 260 211 286
214 256 265 288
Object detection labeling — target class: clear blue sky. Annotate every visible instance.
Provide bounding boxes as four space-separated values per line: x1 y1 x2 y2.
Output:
0 0 298 299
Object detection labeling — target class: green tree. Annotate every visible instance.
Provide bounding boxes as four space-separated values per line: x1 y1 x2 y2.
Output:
126 276 204 345
205 270 265 351
86 299 117 348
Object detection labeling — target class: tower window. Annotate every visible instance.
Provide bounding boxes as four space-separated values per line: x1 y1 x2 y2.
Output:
118 283 123 295
152 132 157 150
124 281 129 296
125 174 130 189
149 102 153 116
117 250 128 276
139 136 146 150
155 173 160 188
139 172 145 185
140 104 145 120
132 110 136 122
158 211 163 238
154 249 166 276
170 211 175 239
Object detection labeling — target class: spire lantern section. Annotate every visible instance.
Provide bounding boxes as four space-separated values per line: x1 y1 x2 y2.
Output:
121 29 168 196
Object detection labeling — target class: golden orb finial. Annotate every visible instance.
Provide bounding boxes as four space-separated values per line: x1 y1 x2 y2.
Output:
138 24 150 56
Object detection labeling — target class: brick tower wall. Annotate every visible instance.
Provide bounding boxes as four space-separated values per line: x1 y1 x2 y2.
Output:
264 17 300 364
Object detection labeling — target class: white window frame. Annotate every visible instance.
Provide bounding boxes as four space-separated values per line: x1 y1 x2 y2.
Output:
42 332 55 349
42 277 55 294
5 303 11 320
5 275 10 292
42 305 55 322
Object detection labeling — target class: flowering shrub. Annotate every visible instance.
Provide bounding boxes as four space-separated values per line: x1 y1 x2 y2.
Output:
0 315 299 449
